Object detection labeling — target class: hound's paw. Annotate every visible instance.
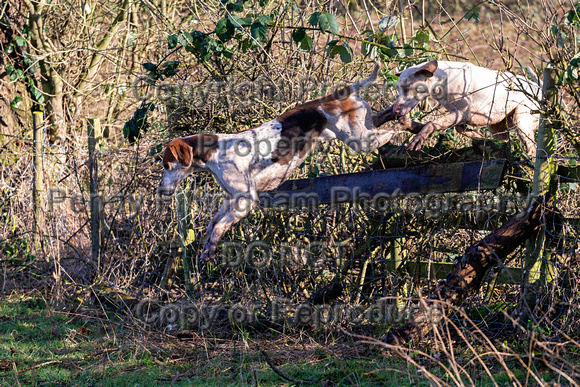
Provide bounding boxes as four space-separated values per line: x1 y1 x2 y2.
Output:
407 133 426 151
199 246 217 264
392 116 412 132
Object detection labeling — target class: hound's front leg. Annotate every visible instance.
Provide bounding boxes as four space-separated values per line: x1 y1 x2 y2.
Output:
199 194 258 263
407 112 464 151
345 106 424 153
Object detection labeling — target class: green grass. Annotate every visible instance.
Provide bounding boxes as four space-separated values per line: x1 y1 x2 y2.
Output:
0 296 420 386
0 296 575 386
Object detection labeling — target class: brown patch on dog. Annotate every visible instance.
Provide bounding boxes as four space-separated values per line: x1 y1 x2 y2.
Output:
273 108 327 165
321 96 362 126
183 134 219 162
272 85 359 165
163 134 219 168
276 85 355 121
164 139 192 168
414 60 438 78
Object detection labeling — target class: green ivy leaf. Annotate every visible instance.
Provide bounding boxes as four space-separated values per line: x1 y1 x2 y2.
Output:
168 34 179 49
251 21 268 43
385 71 399 88
14 36 26 47
10 96 23 109
338 44 352 63
123 120 136 143
143 63 157 71
215 17 233 42
164 61 180 68
228 1 244 12
383 47 398 58
570 53 580 68
318 13 338 34
412 30 430 46
326 39 339 57
465 7 480 23
299 34 313 51
566 3 580 26
228 14 251 29
161 61 180 77
292 28 306 43
309 12 320 27
308 164 320 178
31 85 44 104
558 31 567 47
177 32 193 48
257 15 274 25
326 40 351 63
362 41 377 59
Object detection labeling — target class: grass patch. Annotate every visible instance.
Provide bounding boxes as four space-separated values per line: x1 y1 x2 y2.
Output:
0 295 577 386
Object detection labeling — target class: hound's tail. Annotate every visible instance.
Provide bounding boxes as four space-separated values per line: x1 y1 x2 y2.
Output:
352 62 380 92
329 63 380 100
525 66 542 87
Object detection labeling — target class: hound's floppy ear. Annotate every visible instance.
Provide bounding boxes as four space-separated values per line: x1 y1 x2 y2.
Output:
414 60 438 78
167 139 193 168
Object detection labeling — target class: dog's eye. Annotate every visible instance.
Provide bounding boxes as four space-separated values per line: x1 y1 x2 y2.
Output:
163 163 170 170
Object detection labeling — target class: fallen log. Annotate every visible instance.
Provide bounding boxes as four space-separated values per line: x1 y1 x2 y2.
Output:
383 194 562 345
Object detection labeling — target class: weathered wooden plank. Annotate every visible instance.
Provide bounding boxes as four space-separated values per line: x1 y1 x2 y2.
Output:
260 160 506 208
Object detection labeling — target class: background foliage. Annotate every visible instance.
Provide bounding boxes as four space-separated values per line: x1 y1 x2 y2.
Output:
1 0 580 384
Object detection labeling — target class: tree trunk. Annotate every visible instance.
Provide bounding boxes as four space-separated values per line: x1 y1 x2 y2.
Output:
0 1 30 143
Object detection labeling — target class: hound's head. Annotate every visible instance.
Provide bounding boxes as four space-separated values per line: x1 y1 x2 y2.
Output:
393 60 441 116
157 135 218 196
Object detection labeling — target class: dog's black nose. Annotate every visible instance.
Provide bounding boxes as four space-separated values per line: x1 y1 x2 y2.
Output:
157 186 175 196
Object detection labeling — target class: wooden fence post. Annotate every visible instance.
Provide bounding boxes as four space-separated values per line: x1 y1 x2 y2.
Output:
88 118 102 269
32 111 45 257
176 186 196 297
524 65 559 306
392 237 409 315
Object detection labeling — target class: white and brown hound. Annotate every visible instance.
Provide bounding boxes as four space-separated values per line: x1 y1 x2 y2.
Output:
393 60 542 156
158 64 401 263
